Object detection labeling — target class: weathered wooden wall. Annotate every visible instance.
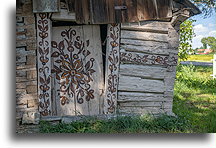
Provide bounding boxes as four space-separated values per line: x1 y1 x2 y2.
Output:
15 0 198 123
16 0 38 121
117 21 179 115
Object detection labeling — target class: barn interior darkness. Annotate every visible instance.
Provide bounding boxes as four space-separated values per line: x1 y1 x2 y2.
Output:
100 24 108 83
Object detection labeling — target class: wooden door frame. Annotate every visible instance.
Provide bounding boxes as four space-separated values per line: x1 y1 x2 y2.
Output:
36 13 121 117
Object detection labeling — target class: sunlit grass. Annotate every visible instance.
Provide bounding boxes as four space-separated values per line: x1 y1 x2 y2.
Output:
173 64 216 133
186 54 213 62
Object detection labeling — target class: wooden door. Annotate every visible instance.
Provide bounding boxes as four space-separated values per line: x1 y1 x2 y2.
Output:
51 25 103 116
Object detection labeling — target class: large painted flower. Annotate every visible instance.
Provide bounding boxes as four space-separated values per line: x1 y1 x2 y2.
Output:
60 59 84 85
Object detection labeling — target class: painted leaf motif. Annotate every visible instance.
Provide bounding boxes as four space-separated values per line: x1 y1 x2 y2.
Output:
56 74 60 80
46 76 50 84
58 41 65 50
38 47 44 55
44 48 49 55
74 41 81 49
51 41 58 48
53 65 61 73
86 50 91 56
55 60 62 63
85 61 90 70
51 69 56 73
37 25 43 31
40 57 49 63
51 51 60 57
108 56 113 63
86 40 90 47
89 69 96 74
39 77 45 84
44 25 48 31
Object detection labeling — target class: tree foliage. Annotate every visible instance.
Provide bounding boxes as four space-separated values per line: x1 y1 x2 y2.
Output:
191 0 216 17
178 19 196 60
201 37 216 52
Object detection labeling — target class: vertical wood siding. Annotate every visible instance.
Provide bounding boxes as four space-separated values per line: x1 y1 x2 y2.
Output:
66 0 172 24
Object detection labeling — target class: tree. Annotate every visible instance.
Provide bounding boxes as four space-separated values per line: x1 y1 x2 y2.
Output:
178 19 196 60
201 37 208 49
201 37 216 52
191 0 216 17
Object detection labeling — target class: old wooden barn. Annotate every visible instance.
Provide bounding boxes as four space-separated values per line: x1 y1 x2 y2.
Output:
16 0 200 123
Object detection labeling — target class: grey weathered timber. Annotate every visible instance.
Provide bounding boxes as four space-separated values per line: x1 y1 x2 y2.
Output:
118 106 165 114
120 45 179 55
51 9 76 21
33 0 60 13
118 92 172 102
118 75 165 93
119 64 166 79
121 30 169 42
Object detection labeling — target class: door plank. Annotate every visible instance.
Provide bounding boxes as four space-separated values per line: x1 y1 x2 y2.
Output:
51 25 103 116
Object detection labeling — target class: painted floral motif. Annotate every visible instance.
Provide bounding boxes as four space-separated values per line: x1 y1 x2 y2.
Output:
105 24 120 114
51 28 96 107
37 13 52 116
120 52 178 66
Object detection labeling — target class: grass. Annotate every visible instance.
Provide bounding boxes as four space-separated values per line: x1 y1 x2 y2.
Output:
40 114 192 133
186 54 213 62
39 64 216 133
173 64 216 133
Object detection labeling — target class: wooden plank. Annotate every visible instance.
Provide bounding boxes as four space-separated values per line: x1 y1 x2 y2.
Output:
36 13 52 116
168 27 180 49
67 0 76 12
120 44 179 56
119 64 166 79
51 25 103 116
91 0 108 24
51 9 76 21
119 101 170 107
120 40 177 55
33 0 59 13
121 21 171 29
121 0 138 23
75 0 90 24
118 92 169 102
118 106 165 114
156 0 172 19
82 25 104 115
137 0 157 20
121 26 168 34
118 75 165 93
104 24 120 114
121 39 169 48
106 0 115 23
121 30 169 42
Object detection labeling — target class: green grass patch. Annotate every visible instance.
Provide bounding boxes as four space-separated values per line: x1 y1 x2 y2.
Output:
40 114 192 133
173 64 216 133
186 54 213 62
